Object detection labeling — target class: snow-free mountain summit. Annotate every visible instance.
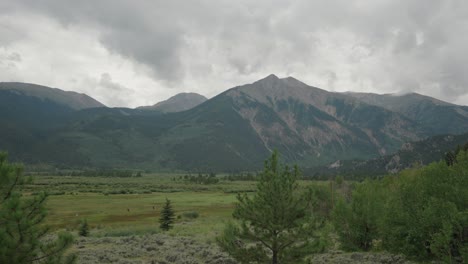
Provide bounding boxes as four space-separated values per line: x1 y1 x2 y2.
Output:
1 75 467 172
138 93 207 113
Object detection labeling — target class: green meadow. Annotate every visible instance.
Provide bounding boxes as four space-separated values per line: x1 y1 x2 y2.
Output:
23 174 322 240
46 191 237 238
23 174 255 239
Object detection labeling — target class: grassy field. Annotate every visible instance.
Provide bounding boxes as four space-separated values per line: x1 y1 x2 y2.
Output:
22 174 257 240
17 174 257 263
23 174 324 239
46 191 237 238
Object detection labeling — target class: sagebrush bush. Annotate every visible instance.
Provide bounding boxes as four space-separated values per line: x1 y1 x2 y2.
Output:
182 211 199 219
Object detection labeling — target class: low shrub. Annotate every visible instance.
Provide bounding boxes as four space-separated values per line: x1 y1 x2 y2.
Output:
182 211 199 219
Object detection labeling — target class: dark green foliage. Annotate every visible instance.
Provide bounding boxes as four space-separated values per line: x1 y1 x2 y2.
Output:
381 151 468 262
332 180 385 251
79 219 89 237
159 199 175 231
334 151 468 262
57 170 139 177
182 211 199 219
445 151 457 166
224 172 258 181
446 142 468 166
217 222 270 263
335 175 344 186
305 184 334 222
0 152 76 263
218 151 320 264
182 172 219 184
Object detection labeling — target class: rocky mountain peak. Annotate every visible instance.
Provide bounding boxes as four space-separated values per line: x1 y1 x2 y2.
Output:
138 92 207 112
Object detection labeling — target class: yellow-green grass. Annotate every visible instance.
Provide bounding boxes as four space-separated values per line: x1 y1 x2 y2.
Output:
45 191 237 238
24 174 324 240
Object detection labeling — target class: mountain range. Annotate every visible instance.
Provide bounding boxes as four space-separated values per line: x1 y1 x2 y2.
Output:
1 76 467 173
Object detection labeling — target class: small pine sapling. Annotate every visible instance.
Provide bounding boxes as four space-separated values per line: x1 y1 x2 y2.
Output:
159 198 175 231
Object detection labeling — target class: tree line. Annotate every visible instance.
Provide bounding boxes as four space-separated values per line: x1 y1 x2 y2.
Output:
178 173 219 184
218 149 468 263
56 170 142 177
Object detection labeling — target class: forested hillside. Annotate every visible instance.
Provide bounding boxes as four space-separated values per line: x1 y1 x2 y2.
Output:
1 77 468 173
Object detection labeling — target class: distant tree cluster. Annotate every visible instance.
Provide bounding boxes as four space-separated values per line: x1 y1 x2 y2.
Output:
56 170 142 178
223 172 258 181
180 173 219 184
303 169 380 181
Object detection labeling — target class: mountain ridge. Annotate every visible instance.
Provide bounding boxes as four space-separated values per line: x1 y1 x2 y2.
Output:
0 82 105 110
346 91 468 134
1 76 467 173
138 92 207 112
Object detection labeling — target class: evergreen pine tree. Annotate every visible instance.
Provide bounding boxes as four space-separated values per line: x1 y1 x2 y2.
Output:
0 152 76 263
444 151 456 166
217 151 319 264
159 198 175 231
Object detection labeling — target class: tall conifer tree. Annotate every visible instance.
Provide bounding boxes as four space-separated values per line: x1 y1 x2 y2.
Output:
218 151 318 264
0 152 76 263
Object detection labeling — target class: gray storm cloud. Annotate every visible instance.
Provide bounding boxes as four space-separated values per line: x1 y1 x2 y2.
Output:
0 0 467 106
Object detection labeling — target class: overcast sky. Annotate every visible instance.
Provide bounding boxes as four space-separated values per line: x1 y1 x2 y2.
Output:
0 0 467 107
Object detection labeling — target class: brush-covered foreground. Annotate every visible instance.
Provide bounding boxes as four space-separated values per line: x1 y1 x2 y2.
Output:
72 234 413 264
18 174 419 263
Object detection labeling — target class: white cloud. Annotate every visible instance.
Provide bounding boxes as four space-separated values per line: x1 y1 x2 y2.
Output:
0 12 176 107
0 0 467 106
